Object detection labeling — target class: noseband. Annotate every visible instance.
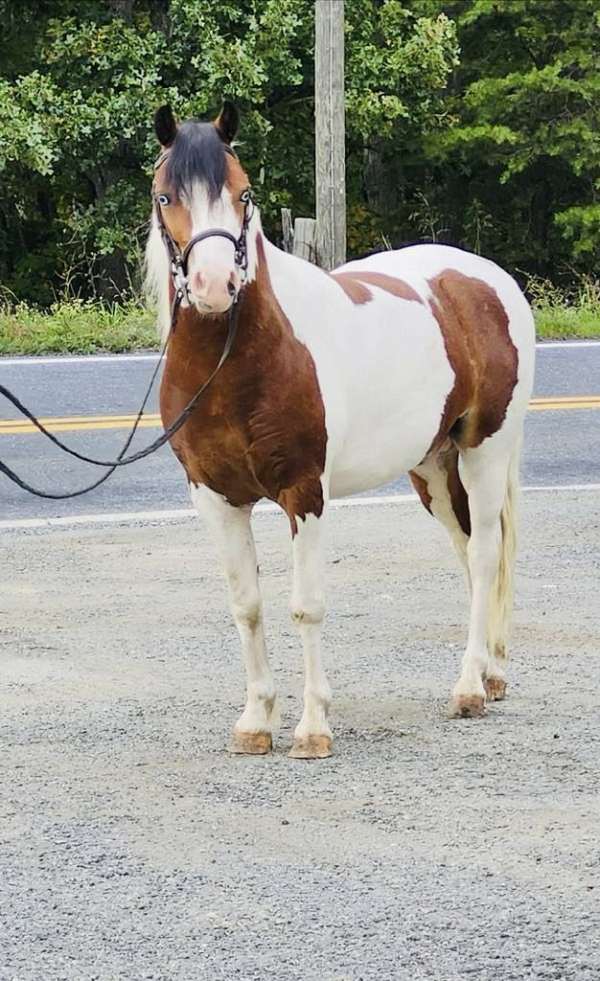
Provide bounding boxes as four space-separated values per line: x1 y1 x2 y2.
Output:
153 149 254 310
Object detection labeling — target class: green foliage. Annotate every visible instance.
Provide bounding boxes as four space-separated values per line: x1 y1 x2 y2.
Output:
419 0 600 277
0 0 599 311
2 289 597 357
345 1 458 138
0 0 457 304
555 205 600 256
525 273 600 340
0 298 156 354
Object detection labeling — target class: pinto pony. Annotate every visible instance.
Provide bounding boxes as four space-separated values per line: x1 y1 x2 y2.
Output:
146 104 535 759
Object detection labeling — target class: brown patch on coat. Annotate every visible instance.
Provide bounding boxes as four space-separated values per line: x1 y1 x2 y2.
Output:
152 158 192 250
223 150 251 221
278 483 325 537
410 442 471 537
440 443 471 537
427 270 518 451
408 471 432 514
160 233 327 533
331 272 373 305
343 270 423 305
331 270 424 307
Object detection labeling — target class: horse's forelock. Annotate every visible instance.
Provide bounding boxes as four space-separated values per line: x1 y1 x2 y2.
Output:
165 121 227 201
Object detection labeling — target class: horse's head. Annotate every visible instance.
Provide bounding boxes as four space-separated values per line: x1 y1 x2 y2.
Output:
152 103 253 315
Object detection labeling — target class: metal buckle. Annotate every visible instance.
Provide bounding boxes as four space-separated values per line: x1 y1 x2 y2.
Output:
173 262 190 306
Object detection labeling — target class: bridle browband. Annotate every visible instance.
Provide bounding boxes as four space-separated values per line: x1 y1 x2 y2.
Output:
0 144 256 499
152 145 254 311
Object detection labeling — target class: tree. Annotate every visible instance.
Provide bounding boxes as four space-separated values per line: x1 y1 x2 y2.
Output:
0 0 458 304
8 1 598 303
415 0 600 278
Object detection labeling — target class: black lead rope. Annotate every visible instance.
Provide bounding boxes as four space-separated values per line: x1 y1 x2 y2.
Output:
0 292 241 500
0 172 252 500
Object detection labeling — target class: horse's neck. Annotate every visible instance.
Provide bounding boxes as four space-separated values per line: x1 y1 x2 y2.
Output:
164 228 329 376
257 233 347 338
257 233 330 298
164 235 288 373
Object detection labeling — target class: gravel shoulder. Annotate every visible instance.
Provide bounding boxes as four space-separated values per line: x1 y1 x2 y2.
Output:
1 491 599 980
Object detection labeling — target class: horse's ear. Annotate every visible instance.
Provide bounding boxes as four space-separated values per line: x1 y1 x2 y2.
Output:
154 105 177 148
215 101 239 145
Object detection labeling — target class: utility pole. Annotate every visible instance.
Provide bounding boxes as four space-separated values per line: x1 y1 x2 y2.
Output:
315 0 346 270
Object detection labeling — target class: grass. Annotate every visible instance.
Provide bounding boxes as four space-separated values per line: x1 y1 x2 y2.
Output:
525 274 600 340
0 298 157 355
1 277 600 355
534 305 600 339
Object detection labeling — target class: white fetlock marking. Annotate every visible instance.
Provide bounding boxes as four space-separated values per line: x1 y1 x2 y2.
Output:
236 686 278 735
486 652 507 684
453 674 487 701
294 680 332 741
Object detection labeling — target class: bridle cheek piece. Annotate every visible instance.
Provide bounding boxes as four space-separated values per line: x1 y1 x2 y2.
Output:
153 186 254 311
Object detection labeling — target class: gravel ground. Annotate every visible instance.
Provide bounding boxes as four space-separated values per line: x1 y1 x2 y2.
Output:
1 490 599 981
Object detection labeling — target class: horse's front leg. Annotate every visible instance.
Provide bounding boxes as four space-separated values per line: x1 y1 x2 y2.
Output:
190 484 277 754
284 504 332 760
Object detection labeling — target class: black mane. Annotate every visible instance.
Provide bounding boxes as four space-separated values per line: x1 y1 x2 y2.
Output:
166 121 227 201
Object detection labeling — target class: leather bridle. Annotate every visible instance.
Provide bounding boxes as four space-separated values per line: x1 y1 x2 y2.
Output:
152 146 254 312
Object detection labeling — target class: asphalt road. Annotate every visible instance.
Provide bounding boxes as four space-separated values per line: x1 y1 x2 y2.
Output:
1 344 599 979
1 490 599 980
0 342 599 523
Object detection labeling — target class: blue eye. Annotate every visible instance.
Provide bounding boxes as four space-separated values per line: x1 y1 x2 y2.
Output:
157 193 170 206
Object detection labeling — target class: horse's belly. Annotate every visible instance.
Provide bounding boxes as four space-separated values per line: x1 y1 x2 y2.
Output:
324 319 453 498
329 390 446 497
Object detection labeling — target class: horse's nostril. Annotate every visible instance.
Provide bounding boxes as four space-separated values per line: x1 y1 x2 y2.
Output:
192 271 205 292
227 279 237 298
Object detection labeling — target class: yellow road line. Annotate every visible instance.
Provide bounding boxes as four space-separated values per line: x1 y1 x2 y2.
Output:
0 413 162 435
0 397 599 435
528 395 600 411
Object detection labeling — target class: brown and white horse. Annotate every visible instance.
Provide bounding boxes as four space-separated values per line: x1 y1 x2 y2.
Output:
146 104 535 759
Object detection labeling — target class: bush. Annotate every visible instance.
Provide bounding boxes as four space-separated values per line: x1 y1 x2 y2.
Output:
0 297 156 354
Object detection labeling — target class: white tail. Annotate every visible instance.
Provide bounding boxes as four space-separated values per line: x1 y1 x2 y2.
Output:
487 439 521 661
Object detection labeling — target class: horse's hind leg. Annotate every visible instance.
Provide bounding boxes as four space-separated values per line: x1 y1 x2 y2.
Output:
410 443 471 581
448 438 518 718
411 442 517 711
481 447 519 703
190 484 277 754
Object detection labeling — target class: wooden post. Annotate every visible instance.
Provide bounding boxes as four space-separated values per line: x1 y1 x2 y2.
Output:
281 208 294 253
293 217 317 263
315 0 346 270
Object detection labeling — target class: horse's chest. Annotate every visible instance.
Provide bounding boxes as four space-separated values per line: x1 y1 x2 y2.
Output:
160 371 326 508
160 384 263 504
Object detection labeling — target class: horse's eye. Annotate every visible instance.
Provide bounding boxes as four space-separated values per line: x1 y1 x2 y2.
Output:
157 193 170 206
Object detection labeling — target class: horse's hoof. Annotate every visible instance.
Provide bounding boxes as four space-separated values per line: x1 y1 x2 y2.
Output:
228 730 272 755
485 677 507 701
288 734 333 759
448 694 486 719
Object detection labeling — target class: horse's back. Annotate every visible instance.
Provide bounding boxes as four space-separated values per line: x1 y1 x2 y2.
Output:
338 242 535 413
340 244 533 340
